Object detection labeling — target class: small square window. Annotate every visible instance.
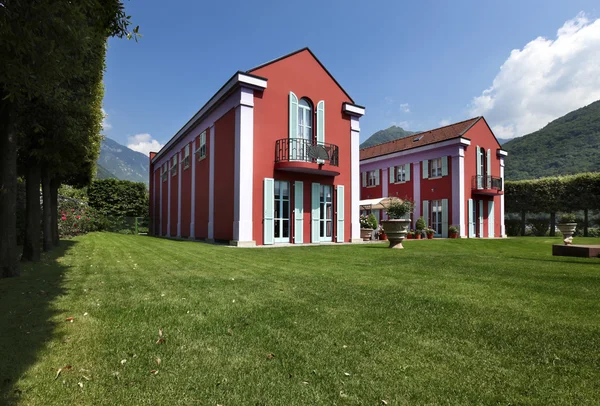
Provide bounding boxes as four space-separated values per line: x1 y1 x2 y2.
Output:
396 165 406 182
430 158 442 177
183 144 190 169
195 131 207 160
170 154 178 176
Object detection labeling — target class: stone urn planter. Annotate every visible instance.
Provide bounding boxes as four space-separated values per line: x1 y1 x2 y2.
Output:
557 223 577 241
381 219 411 249
360 228 373 241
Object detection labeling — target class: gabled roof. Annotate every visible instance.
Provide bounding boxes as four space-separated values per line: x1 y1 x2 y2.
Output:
247 47 355 103
360 117 482 160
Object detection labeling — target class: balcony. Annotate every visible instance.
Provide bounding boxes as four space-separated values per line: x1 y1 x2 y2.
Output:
274 138 340 176
472 175 503 195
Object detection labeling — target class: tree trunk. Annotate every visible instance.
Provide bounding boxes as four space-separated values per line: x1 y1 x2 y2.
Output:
0 97 19 277
521 210 526 237
584 209 589 237
42 170 53 252
549 212 556 237
22 162 42 261
51 177 60 246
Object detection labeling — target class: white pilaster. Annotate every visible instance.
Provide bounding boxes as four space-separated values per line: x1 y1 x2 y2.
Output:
500 156 506 237
167 160 171 237
232 87 255 245
207 125 215 241
413 161 420 228
350 116 361 242
177 151 182 238
190 141 196 239
159 171 162 236
381 168 388 220
458 147 466 237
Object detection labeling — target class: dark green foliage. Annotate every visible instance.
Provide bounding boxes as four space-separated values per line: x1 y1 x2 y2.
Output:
415 217 426 231
367 213 378 229
529 219 550 236
88 179 148 217
98 137 150 184
559 213 576 224
505 220 522 236
385 199 413 219
504 100 600 180
360 126 419 149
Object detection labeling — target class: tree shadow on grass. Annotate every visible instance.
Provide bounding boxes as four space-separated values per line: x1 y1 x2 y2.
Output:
510 256 600 266
0 240 77 405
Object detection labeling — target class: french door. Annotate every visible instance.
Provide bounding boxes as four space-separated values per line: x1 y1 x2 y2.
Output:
319 185 333 242
274 181 290 243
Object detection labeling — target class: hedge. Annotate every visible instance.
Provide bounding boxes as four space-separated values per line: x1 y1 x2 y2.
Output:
88 179 148 218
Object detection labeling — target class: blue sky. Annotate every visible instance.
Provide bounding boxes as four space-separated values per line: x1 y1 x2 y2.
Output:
102 0 600 154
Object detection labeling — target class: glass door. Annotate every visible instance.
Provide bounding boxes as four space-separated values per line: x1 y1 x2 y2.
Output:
320 185 333 242
274 181 290 243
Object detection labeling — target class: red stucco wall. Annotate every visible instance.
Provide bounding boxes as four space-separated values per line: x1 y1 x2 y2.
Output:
213 109 235 241
194 128 210 239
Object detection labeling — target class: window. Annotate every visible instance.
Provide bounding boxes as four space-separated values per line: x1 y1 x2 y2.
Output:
367 170 378 187
195 131 207 160
298 98 312 141
161 163 167 182
431 200 442 234
183 144 190 169
396 165 407 182
430 158 442 178
170 154 178 176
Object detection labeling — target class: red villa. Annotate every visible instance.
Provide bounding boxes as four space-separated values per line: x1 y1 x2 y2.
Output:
359 117 507 238
148 48 365 246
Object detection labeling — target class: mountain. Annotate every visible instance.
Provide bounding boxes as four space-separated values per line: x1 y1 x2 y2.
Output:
97 137 149 184
360 126 419 149
496 137 512 145
503 100 600 180
96 163 116 179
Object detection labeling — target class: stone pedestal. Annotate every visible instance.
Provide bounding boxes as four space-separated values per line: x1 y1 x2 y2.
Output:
552 244 600 258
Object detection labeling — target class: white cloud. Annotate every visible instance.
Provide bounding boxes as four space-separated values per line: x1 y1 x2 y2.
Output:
390 120 411 129
127 133 164 156
469 13 600 139
384 97 394 104
439 119 451 127
399 103 410 113
101 108 111 131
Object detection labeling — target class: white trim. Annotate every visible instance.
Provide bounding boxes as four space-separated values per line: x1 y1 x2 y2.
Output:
152 73 266 163
413 161 420 227
361 138 469 165
459 138 471 146
190 140 196 239
167 159 171 237
177 150 182 237
500 156 505 237
343 103 365 117
159 169 163 236
458 147 466 237
208 125 215 240
351 116 361 241
478 200 484 238
497 149 508 157
233 89 254 243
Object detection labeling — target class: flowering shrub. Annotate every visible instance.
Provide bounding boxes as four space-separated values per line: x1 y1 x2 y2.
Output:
360 214 371 229
58 199 106 238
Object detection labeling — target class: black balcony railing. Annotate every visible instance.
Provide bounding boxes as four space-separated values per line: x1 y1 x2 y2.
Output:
275 138 339 167
472 175 503 191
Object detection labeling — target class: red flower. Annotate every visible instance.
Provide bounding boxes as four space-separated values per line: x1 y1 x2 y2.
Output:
77 215 81 219
61 216 67 221
73 224 77 227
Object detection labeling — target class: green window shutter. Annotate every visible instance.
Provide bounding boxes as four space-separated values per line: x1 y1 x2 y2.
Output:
486 149 492 188
311 183 320 243
478 200 484 237
405 163 411 181
289 92 298 139
423 200 429 227
441 156 448 176
294 181 304 244
476 145 482 188
468 199 474 237
488 200 495 238
336 185 344 242
361 172 366 187
422 160 429 179
389 166 395 184
441 198 448 238
375 169 380 186
263 178 274 245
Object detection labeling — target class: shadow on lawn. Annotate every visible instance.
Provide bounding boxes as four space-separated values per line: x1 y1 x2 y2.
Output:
511 256 600 266
0 241 77 405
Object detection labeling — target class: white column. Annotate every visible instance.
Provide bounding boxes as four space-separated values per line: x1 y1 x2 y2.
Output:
190 141 196 239
413 161 420 228
381 168 388 220
232 87 255 246
177 151 182 238
159 170 163 236
207 125 215 241
350 116 361 242
500 156 506 237
167 159 171 237
458 147 466 238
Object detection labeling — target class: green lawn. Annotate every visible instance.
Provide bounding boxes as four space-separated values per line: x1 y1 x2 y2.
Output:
1 234 599 405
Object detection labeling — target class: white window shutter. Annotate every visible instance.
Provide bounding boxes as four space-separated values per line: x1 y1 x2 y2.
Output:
405 163 411 181
289 92 298 139
468 199 474 237
294 181 304 244
488 200 494 238
442 198 448 238
422 160 429 179
486 149 492 188
311 183 320 243
478 200 484 238
336 185 344 242
423 200 429 227
316 101 325 144
375 169 380 186
389 166 395 184
442 156 448 176
476 145 482 188
361 172 367 187
263 178 274 245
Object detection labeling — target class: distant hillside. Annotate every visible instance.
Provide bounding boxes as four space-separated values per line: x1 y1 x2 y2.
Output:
361 126 419 149
97 137 149 185
96 164 116 180
496 137 512 145
504 100 600 180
